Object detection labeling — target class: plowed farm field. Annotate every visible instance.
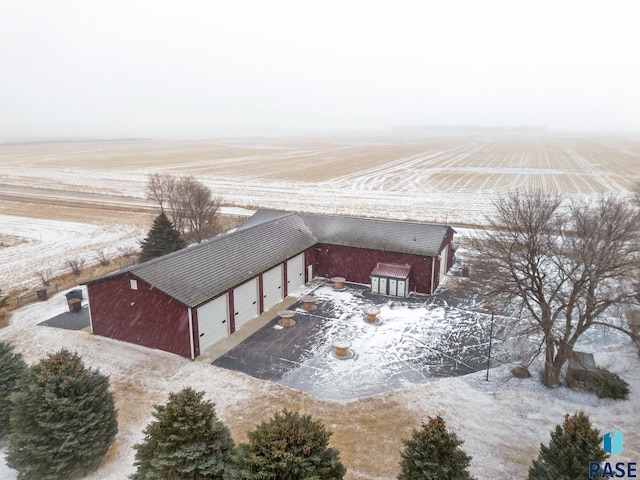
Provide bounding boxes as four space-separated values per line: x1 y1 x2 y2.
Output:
1 134 640 288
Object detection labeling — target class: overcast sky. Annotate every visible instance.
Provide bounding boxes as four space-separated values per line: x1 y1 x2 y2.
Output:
1 1 639 138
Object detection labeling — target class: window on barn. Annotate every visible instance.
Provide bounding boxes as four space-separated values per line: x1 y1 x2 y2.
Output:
130 279 138 290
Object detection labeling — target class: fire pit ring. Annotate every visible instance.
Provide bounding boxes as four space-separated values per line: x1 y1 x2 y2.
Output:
331 338 354 359
277 310 296 327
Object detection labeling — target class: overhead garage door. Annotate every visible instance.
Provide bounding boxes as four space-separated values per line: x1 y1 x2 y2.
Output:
262 264 283 311
286 253 305 295
197 295 228 352
233 278 259 330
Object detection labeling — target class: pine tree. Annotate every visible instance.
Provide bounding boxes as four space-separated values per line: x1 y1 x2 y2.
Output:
230 409 346 479
0 341 27 439
131 387 235 479
398 416 475 480
528 411 608 480
6 348 118 480
139 212 186 263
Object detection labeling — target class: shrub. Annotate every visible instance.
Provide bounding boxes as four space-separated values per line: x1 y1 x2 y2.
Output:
7 349 118 479
398 416 475 480
0 341 27 439
131 387 234 479
230 409 346 479
95 248 112 267
528 411 607 480
36 269 53 286
64 257 86 275
591 368 630 400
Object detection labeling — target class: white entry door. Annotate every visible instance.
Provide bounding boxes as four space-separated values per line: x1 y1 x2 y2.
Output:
262 264 283 311
197 295 228 352
389 278 398 296
379 277 388 295
307 264 313 282
233 278 259 330
439 245 449 283
286 253 305 295
371 276 379 294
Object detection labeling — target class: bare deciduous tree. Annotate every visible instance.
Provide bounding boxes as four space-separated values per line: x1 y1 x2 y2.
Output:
146 173 175 214
146 174 221 243
633 182 640 207
473 193 640 387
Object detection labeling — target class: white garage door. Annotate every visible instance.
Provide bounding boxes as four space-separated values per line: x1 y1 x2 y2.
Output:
262 264 283 311
286 253 305 295
197 295 228 352
233 278 259 330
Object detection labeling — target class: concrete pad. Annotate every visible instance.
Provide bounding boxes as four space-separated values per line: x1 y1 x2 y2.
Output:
38 305 90 331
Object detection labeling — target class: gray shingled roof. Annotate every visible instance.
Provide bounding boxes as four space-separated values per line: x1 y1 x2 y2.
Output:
240 209 452 257
118 213 316 307
90 209 453 307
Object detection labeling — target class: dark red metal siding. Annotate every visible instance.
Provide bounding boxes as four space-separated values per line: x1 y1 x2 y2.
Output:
88 273 192 358
312 244 436 293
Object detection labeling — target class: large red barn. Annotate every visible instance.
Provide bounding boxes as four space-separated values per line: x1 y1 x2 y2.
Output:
85 210 456 359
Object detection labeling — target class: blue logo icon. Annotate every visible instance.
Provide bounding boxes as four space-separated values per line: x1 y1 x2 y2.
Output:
604 430 624 457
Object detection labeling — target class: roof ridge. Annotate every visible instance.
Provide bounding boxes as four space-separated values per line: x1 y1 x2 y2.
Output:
131 211 305 272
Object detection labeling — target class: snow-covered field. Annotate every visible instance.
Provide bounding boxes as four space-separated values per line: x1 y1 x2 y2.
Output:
1 136 639 478
2 135 640 289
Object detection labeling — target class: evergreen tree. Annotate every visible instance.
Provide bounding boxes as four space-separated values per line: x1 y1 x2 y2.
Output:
528 411 608 480
230 409 346 479
139 212 186 263
6 348 118 480
398 416 475 480
0 341 27 439
131 387 235 479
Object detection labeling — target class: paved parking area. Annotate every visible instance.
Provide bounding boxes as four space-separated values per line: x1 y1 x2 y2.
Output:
38 305 90 331
213 281 493 400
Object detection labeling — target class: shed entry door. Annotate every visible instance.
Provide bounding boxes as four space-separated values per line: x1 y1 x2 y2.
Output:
233 278 259 330
262 264 283 311
371 276 379 294
397 279 407 297
197 295 229 352
286 253 305 295
379 277 388 295
388 278 398 296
